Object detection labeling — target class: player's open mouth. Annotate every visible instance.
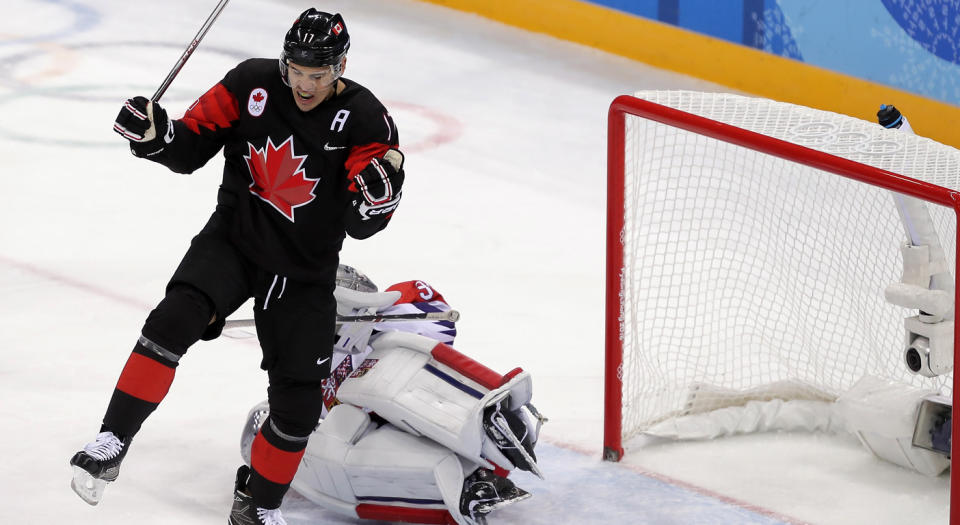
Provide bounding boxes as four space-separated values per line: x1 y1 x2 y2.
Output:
296 90 314 101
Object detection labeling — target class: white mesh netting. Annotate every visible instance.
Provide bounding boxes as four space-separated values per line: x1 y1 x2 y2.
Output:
618 91 960 442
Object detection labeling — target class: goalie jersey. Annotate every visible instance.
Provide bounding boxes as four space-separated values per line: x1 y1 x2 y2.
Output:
322 279 456 415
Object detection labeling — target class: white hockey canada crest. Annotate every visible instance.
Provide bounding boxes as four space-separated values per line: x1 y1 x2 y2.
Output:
248 88 268 117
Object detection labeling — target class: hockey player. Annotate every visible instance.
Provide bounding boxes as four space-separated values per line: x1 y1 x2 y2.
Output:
239 265 545 524
69 10 405 525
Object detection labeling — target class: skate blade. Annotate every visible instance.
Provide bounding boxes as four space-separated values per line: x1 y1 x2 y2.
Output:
71 465 107 505
476 489 532 514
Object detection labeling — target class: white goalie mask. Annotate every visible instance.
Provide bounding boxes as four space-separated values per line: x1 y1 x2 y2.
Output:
334 265 399 355
239 400 271 466
336 264 378 293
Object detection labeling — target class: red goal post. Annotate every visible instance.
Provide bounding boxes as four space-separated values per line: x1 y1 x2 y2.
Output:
604 92 960 520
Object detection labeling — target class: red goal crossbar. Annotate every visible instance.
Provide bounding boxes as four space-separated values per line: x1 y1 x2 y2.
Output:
604 93 960 521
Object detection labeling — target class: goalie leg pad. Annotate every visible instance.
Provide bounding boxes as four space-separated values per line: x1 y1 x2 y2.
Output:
291 404 483 525
335 332 540 473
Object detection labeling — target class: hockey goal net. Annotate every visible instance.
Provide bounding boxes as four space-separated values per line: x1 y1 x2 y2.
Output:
604 91 960 509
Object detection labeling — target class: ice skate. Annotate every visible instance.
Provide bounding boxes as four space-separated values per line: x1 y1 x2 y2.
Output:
69 431 132 505
483 400 543 478
229 465 287 525
459 468 531 524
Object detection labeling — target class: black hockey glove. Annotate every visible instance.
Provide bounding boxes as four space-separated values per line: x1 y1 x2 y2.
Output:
113 96 174 157
353 149 404 220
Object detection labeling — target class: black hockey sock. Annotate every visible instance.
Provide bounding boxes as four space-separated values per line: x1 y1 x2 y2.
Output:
101 285 213 437
247 416 310 509
101 339 179 437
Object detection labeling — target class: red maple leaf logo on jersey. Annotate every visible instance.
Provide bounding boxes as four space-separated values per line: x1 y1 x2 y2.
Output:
244 137 319 221
252 91 264 103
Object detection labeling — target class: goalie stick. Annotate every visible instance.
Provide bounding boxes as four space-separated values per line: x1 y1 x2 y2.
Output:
152 0 231 102
224 310 461 329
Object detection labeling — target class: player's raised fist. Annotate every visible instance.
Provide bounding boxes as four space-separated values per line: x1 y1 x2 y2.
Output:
113 96 172 144
355 149 404 206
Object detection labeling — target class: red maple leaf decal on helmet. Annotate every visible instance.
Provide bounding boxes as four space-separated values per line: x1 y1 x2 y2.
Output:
244 137 318 221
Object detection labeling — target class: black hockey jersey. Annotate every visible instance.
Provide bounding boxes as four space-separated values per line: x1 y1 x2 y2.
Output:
136 58 400 281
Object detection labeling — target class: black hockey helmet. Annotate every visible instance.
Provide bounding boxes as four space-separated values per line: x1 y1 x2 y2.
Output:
279 8 350 81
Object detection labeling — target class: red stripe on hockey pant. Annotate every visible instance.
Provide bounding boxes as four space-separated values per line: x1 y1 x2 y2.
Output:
115 352 176 404
250 432 306 484
355 504 457 525
430 342 502 390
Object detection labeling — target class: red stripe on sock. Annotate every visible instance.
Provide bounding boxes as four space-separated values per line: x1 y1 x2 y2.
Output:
356 504 457 524
115 352 175 403
430 342 502 389
251 432 305 484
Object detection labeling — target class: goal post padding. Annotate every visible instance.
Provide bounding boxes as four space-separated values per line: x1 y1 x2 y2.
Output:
604 92 960 515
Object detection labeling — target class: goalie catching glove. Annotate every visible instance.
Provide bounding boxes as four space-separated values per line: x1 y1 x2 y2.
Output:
113 96 174 157
353 149 404 220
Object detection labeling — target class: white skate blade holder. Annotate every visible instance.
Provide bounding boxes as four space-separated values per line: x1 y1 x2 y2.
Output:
71 466 107 505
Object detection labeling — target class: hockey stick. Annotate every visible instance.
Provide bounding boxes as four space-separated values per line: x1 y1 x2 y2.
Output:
152 0 231 102
224 310 461 330
338 310 461 323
